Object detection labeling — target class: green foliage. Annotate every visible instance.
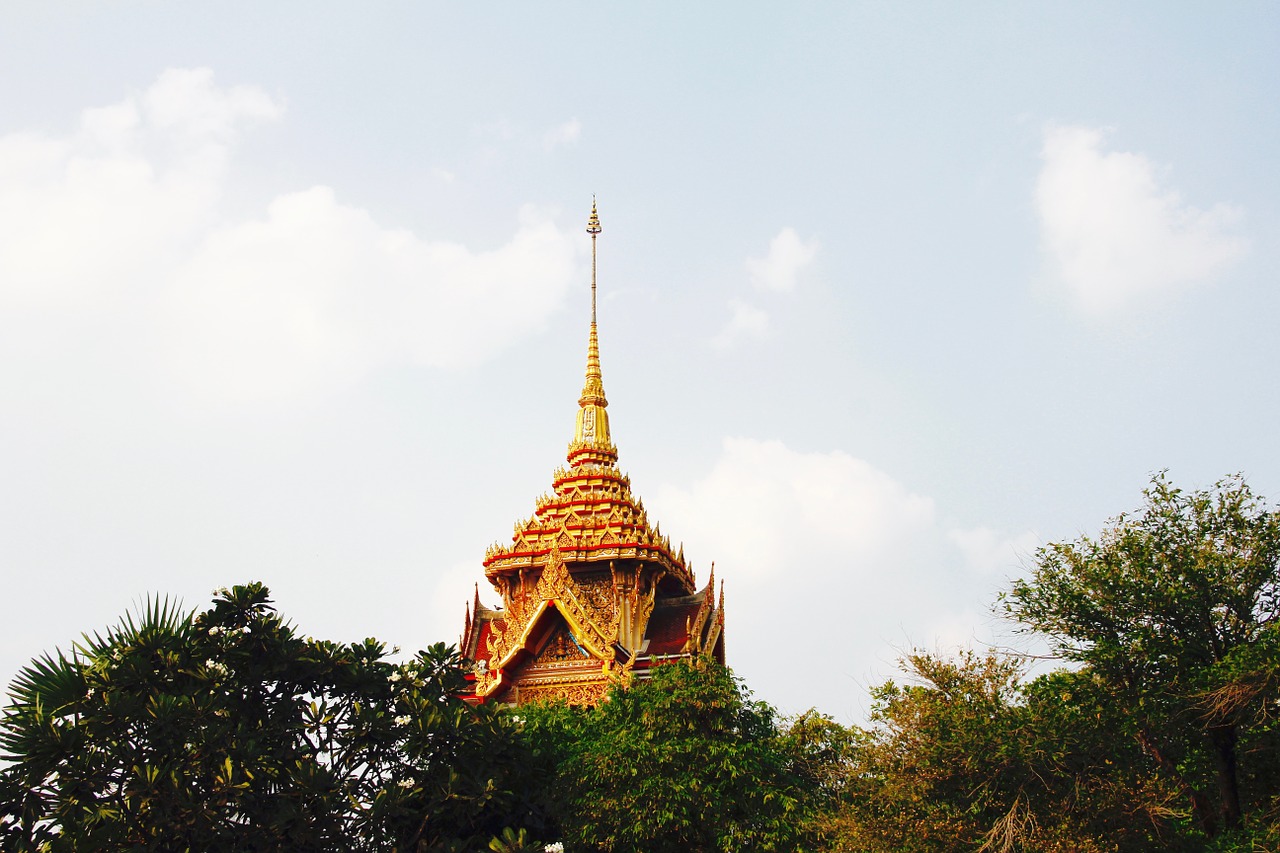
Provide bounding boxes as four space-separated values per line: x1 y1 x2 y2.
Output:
853 652 1031 852
7 472 1280 852
799 474 1280 852
486 826 544 853
1004 473 1280 837
834 651 1160 853
0 583 538 852
519 656 821 853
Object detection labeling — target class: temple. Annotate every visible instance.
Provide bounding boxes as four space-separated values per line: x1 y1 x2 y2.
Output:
459 201 725 705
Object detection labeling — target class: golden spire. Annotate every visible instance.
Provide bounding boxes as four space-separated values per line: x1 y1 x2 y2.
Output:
587 196 601 324
570 198 615 465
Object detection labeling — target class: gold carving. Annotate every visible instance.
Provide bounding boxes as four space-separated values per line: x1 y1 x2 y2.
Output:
535 624 590 665
633 577 660 648
518 681 608 706
536 549 572 601
576 576 621 640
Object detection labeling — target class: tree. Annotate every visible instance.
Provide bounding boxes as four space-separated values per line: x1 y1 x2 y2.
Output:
519 656 821 853
772 707 862 847
1004 473 1280 838
840 651 1160 853
0 584 539 852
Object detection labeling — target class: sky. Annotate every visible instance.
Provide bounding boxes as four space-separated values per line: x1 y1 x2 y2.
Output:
1 2 1278 720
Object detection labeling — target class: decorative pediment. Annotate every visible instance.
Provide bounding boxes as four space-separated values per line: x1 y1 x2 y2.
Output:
536 550 572 601
532 619 591 666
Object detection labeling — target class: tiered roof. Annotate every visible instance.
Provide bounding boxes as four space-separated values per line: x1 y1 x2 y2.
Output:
483 200 693 592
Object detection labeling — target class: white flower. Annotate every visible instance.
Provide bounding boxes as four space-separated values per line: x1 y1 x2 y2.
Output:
394 715 412 725
389 672 402 682
208 626 222 636
397 778 414 789
242 625 252 634
85 688 95 698
205 659 229 676
545 843 565 853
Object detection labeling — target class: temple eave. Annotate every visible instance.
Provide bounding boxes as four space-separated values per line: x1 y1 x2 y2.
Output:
483 545 691 576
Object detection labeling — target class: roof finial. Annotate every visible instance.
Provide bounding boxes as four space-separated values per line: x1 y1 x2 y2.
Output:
587 195 601 325
570 197 615 466
581 198 604 398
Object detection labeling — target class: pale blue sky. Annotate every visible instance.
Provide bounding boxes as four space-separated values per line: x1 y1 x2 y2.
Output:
1 3 1277 717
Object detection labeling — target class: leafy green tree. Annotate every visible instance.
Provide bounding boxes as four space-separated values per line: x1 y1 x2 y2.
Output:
772 708 862 847
519 656 819 853
0 584 539 852
1004 473 1280 839
840 651 1164 853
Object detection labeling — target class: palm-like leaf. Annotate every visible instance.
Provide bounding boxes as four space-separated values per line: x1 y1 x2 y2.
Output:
2 585 543 851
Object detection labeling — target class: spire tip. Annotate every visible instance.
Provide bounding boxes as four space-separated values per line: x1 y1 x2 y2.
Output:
586 196 601 236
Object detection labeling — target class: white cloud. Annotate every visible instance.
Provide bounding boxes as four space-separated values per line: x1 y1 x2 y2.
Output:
542 118 581 151
0 69 579 405
140 67 281 140
947 526 1038 576
656 438 935 578
1036 124 1247 314
167 192 575 402
651 438 1019 714
0 68 280 309
713 227 818 350
710 299 770 350
745 226 818 293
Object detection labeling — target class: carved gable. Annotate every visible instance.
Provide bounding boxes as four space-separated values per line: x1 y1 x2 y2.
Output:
533 620 590 667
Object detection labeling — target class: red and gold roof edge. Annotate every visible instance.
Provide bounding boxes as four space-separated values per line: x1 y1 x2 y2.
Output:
483 460 695 591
